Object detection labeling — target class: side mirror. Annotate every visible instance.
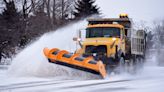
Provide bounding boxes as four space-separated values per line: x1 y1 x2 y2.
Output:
73 37 78 41
73 37 81 41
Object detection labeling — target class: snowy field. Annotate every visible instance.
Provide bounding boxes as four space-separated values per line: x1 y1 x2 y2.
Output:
1 20 164 92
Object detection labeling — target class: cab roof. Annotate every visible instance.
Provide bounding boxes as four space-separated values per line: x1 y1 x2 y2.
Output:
87 24 124 29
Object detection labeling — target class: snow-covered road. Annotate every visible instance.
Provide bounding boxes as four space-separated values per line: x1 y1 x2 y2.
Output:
1 66 164 92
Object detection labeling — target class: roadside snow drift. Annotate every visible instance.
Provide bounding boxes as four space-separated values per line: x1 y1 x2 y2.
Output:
8 20 100 79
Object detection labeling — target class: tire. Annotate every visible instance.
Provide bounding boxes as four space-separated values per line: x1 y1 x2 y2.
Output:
105 58 115 75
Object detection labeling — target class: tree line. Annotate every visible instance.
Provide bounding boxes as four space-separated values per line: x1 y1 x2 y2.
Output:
0 0 100 63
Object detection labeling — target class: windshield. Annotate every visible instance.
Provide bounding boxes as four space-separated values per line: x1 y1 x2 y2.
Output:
86 27 120 38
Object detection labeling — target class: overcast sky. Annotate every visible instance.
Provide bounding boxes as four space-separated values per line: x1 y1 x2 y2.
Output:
96 0 164 23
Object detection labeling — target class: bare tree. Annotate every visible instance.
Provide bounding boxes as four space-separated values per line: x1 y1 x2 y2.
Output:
52 0 56 25
22 0 31 19
45 0 50 19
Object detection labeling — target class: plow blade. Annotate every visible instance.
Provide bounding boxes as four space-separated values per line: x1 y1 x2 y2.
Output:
43 48 107 78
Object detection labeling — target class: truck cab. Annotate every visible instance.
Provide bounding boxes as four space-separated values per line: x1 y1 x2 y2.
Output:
81 23 126 64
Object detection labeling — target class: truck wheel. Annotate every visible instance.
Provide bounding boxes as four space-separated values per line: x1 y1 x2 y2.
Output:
106 58 115 75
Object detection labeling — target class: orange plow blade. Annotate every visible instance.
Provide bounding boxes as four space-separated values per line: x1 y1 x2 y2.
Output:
43 48 107 78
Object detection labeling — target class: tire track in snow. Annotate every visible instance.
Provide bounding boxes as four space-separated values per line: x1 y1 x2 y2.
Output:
63 79 130 89
0 80 76 91
0 79 131 91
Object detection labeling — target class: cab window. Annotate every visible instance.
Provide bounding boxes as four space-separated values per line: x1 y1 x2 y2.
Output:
86 27 120 38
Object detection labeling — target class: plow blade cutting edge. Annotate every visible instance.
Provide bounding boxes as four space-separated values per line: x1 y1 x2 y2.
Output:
43 48 107 78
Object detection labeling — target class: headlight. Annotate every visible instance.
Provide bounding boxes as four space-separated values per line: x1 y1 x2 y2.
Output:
112 37 116 41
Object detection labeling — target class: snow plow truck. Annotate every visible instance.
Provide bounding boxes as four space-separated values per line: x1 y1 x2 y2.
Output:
43 14 146 78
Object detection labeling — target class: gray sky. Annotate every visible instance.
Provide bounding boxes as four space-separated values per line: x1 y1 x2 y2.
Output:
96 0 164 23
